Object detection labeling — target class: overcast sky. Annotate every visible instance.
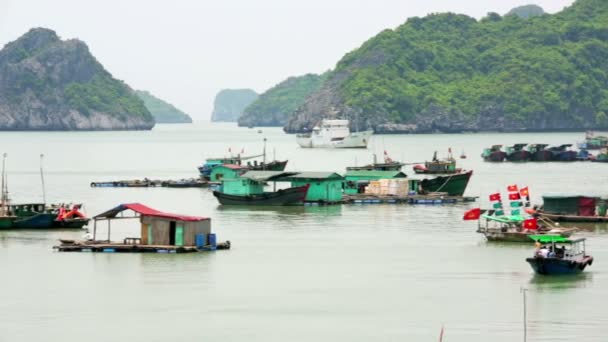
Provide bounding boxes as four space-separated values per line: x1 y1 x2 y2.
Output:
0 0 575 121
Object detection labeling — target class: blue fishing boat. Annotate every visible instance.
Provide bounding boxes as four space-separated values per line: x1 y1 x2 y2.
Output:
526 235 593 275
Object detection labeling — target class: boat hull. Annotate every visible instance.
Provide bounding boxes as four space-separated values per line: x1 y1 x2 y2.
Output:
506 151 531 162
479 228 575 243
0 216 16 228
213 185 309 206
249 160 288 171
526 256 593 275
531 150 554 161
482 151 506 162
347 162 403 171
12 213 57 229
419 171 473 196
538 212 608 223
53 218 90 229
297 130 373 148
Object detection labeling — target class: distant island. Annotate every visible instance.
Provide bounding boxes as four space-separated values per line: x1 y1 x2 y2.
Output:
237 73 327 128
0 28 154 131
211 89 258 122
136 90 192 123
276 0 608 134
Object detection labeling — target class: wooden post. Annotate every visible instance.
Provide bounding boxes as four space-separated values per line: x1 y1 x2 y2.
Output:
521 287 528 342
107 219 111 242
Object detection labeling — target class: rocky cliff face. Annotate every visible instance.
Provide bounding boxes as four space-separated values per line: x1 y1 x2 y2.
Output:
136 90 192 123
0 28 154 130
507 5 545 19
284 0 608 134
211 89 258 122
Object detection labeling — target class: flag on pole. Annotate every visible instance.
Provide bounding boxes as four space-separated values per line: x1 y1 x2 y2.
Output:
520 187 529 197
463 208 481 220
510 201 523 208
509 192 521 200
507 184 518 192
493 202 503 209
495 210 505 216
489 193 501 201
523 218 538 230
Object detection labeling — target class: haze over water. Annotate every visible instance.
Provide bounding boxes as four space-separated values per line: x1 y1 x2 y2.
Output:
1 123 607 341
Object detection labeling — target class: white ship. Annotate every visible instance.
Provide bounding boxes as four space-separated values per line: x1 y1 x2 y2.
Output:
296 119 373 148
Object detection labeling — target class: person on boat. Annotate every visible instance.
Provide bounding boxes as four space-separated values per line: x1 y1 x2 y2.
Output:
537 246 549 258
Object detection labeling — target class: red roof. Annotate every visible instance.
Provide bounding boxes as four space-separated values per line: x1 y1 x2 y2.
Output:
94 203 208 222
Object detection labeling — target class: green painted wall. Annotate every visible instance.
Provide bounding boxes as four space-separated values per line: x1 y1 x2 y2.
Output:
222 178 264 195
210 166 243 182
291 179 343 202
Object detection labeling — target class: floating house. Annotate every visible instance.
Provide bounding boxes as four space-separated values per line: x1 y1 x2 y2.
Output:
209 164 248 182
538 195 608 222
54 203 230 253
344 170 408 195
284 172 344 203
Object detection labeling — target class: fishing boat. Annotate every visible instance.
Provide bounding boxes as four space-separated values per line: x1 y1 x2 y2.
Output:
548 144 578 161
526 235 593 275
212 171 310 206
346 152 403 171
527 144 553 161
475 214 575 243
0 154 16 228
591 148 608 162
296 119 373 148
460 150 467 159
481 145 507 162
9 203 58 229
413 150 462 174
505 144 531 162
161 178 208 188
577 131 608 150
418 170 473 197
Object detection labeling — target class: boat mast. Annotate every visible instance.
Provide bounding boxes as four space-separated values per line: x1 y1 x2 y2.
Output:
1 153 6 215
40 154 46 205
263 138 267 170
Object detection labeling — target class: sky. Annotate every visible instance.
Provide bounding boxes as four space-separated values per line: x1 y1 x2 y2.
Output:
0 0 575 121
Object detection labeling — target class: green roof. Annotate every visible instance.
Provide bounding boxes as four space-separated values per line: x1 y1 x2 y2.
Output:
528 235 570 243
287 172 343 180
344 170 407 178
240 171 298 182
543 194 601 200
482 214 525 223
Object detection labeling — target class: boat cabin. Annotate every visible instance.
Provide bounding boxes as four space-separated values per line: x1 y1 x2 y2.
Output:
344 170 408 195
529 235 586 260
284 172 344 203
209 164 248 182
221 171 296 196
542 195 604 217
54 203 229 253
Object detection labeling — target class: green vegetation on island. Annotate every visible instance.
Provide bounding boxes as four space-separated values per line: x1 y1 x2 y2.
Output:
285 0 608 133
211 89 258 122
0 28 154 130
238 73 327 127
136 90 192 123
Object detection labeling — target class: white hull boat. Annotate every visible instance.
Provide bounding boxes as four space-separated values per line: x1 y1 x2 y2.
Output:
296 119 373 148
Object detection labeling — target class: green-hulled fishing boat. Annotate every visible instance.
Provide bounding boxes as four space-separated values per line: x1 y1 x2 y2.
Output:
418 170 473 197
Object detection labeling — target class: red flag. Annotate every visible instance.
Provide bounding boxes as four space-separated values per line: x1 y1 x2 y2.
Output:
523 218 538 230
507 184 518 192
520 187 529 197
489 193 501 201
509 192 521 200
463 208 481 221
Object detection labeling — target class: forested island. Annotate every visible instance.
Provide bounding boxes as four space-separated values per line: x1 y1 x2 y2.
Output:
279 0 608 134
237 73 327 127
136 90 192 123
0 28 154 131
211 89 258 122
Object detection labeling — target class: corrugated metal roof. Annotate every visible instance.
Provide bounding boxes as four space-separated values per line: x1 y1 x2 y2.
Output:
287 172 343 180
94 203 208 221
240 171 298 181
345 170 407 178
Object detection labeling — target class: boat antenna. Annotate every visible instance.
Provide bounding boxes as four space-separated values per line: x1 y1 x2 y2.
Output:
40 153 46 205
521 287 528 342
263 138 267 169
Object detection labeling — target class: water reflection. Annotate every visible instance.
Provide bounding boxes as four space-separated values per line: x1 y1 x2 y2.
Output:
529 272 593 291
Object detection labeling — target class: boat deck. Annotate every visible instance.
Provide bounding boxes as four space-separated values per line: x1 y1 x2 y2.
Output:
344 194 478 205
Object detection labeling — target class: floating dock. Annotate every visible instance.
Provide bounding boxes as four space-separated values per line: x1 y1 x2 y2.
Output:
54 240 230 253
344 193 477 205
90 178 208 188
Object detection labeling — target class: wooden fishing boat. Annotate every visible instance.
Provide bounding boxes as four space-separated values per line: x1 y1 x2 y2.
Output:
526 235 593 275
481 145 506 162
476 214 575 242
591 148 608 162
418 170 472 197
213 171 310 206
413 151 461 174
213 185 309 206
10 204 57 229
531 195 608 223
346 152 403 171
548 144 578 161
505 144 531 162
162 178 208 188
577 131 608 150
527 144 553 161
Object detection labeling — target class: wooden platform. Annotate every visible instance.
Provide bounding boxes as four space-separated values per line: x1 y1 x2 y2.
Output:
53 241 230 253
344 194 478 205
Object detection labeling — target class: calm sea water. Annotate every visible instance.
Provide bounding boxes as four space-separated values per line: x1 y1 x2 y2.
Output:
0 123 607 342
